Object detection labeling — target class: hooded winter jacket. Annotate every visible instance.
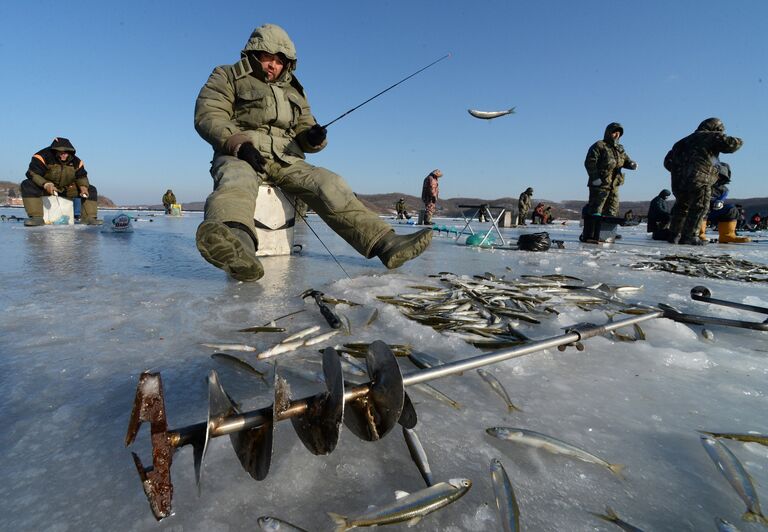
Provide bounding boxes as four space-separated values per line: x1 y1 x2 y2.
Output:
663 118 743 190
518 188 533 214
194 24 325 166
584 123 635 188
162 190 176 206
25 137 89 191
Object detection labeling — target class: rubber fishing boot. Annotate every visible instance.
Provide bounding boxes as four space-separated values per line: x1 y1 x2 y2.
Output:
81 199 103 225
698 220 708 242
678 233 706 246
22 197 45 226
718 220 750 243
196 220 263 281
579 215 601 243
373 228 433 269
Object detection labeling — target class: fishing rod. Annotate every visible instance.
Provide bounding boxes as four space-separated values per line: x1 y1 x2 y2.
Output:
125 310 662 520
321 53 451 129
276 54 451 273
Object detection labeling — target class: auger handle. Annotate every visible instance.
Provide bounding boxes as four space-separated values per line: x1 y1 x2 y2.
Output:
691 285 768 316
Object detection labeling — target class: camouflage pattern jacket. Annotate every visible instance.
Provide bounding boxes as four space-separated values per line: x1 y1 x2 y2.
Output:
518 191 532 213
664 118 743 189
421 174 439 204
584 123 635 188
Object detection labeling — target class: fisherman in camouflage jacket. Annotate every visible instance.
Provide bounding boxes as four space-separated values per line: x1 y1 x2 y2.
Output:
584 122 637 217
663 118 742 245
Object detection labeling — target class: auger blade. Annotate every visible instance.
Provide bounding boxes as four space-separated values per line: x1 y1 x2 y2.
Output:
125 372 174 521
290 347 346 454
199 370 238 490
231 367 288 480
398 392 418 429
344 340 405 441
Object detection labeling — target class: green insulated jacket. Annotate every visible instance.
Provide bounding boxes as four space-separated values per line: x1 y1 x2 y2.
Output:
194 24 325 166
26 142 89 192
584 123 635 188
518 190 533 213
162 191 176 206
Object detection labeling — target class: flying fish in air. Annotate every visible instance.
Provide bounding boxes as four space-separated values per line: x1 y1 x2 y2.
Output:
467 107 516 120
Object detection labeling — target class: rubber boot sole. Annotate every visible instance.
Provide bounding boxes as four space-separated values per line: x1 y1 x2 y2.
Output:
24 217 45 227
196 221 264 281
379 228 433 269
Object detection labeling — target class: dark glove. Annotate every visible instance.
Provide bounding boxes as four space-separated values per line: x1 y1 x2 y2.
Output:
628 161 638 170
305 124 327 146
238 142 266 174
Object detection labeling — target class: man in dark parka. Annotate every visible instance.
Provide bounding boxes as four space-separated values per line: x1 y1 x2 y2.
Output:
647 189 672 240
663 118 742 245
20 137 101 226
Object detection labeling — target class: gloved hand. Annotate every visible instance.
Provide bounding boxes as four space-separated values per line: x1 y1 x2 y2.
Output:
79 185 89 198
628 161 638 170
712 201 724 211
305 124 327 146
43 182 56 195
238 142 266 174
590 179 602 187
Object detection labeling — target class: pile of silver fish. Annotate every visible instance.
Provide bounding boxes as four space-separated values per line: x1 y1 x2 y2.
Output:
202 272 766 530
630 254 768 283
377 273 647 349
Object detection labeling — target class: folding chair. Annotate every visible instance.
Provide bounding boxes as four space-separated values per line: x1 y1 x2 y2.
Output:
455 204 507 245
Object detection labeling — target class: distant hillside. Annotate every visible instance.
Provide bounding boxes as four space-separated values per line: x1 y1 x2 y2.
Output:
729 197 768 216
361 192 574 220
118 192 768 221
1 180 117 207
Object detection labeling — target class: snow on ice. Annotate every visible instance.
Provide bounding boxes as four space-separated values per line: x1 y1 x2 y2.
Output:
0 208 766 531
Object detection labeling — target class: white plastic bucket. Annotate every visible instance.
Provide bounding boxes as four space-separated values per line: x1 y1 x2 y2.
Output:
43 196 74 225
253 185 295 256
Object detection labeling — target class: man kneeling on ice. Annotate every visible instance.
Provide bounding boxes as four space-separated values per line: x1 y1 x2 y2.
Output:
707 162 750 243
194 24 432 281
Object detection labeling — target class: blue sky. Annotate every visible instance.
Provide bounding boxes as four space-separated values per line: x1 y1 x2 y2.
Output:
1 1 765 205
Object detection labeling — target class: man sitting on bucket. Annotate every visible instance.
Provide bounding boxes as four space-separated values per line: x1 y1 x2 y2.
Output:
194 24 432 281
20 137 102 226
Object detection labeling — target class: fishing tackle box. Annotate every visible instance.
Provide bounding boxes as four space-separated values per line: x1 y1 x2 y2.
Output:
580 214 625 243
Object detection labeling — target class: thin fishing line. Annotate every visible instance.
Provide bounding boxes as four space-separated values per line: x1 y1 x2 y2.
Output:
289 196 352 279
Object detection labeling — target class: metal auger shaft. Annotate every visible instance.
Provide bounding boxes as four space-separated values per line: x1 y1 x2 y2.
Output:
126 310 663 519
166 310 663 439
